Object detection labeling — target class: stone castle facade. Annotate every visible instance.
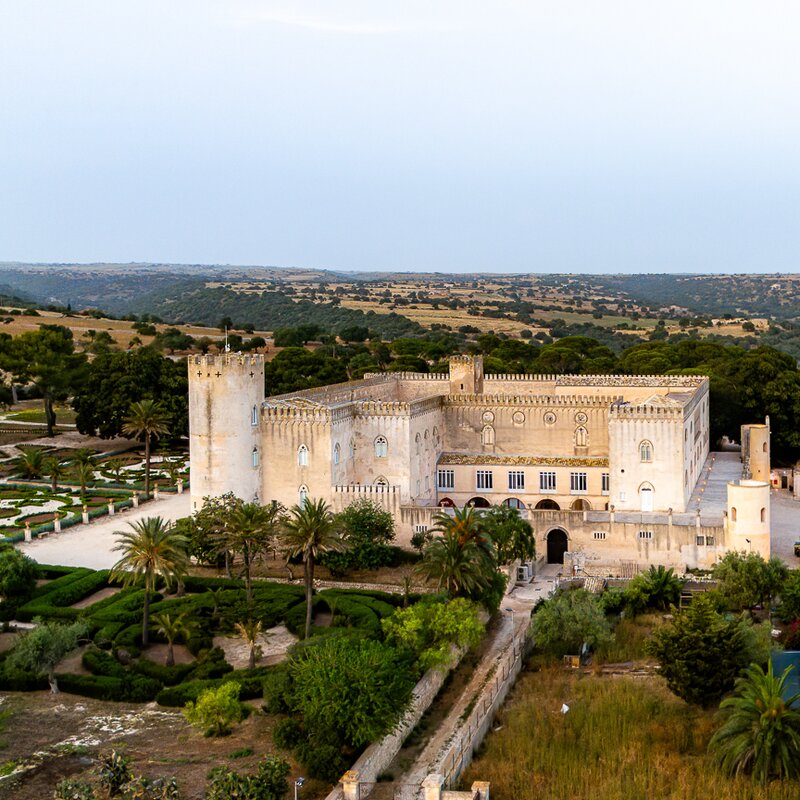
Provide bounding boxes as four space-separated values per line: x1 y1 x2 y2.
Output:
188 354 771 574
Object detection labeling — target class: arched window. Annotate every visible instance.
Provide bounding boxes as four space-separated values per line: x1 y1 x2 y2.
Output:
333 443 340 466
731 506 737 522
503 497 525 509
763 442 768 452
639 441 653 463
760 507 766 522
481 425 495 446
298 444 309 466
575 426 588 447
433 426 440 446
298 485 309 506
349 438 355 459
415 432 421 453
252 446 259 468
251 405 258 426
375 476 388 487
375 436 388 458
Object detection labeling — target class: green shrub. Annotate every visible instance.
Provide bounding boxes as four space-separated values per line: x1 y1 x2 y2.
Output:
206 756 290 800
262 664 294 714
184 681 244 736
56 673 161 703
17 569 111 621
295 739 348 782
273 718 305 750
98 749 132 796
54 778 95 800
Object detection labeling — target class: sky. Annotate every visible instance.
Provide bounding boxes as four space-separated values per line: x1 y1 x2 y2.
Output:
2 1 800 274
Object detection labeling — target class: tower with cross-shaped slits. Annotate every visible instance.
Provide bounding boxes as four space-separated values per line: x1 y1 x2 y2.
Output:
188 353 265 512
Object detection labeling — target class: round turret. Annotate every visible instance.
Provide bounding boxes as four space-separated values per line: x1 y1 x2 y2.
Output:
727 479 770 559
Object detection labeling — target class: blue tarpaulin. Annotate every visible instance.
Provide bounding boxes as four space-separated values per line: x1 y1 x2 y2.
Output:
771 651 800 706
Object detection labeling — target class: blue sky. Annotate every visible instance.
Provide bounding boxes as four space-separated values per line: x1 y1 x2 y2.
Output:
1 1 799 274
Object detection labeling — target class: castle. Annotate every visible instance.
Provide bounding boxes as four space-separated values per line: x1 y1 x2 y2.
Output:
188 353 772 574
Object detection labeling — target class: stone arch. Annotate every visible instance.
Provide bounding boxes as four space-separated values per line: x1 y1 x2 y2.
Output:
639 440 653 463
438 496 455 507
298 485 309 505
374 435 388 458
375 476 389 487
546 528 569 564
571 498 591 511
503 497 525 509
575 426 588 447
467 496 491 508
481 425 495 446
639 482 654 512
535 498 560 510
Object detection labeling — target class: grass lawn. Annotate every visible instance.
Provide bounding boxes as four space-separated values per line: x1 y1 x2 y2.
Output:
462 665 800 800
7 407 77 424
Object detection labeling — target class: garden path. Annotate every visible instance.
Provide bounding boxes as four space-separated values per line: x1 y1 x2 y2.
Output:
17 492 191 569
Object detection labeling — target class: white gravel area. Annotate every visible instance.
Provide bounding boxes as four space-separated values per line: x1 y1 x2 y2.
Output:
17 492 191 569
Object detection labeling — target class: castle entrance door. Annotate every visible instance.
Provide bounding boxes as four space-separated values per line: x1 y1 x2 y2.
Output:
640 487 653 512
546 529 569 564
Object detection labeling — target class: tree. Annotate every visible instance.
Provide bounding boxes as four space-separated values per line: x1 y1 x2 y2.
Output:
713 552 788 612
14 448 45 479
72 348 188 441
184 681 244 737
44 456 68 493
206 755 290 800
122 399 170 498
289 636 416 750
324 498 395 572
153 612 194 666
417 529 495 599
73 461 95 502
175 492 239 569
280 498 344 639
222 501 282 607
8 619 88 693
708 662 800 784
623 565 684 615
234 619 263 670
110 517 188 646
479 505 535 563
530 588 613 658
0 325 87 436
0 546 38 607
647 593 753 707
382 598 484 671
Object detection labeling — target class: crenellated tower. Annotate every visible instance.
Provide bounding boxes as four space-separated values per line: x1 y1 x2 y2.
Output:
188 354 265 511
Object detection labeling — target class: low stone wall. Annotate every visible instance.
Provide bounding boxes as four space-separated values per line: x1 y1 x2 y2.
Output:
327 651 464 800
431 628 528 789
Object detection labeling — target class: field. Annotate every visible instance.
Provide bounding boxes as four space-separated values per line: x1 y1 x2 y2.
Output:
461 666 800 800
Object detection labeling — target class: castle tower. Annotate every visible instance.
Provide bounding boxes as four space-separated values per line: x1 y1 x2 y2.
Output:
742 419 770 481
727 479 770 559
188 354 265 511
449 355 484 394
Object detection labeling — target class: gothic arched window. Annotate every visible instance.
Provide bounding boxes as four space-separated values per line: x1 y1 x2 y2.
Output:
298 485 309 506
298 444 309 466
575 426 588 448
375 436 388 458
333 443 340 465
639 440 653 463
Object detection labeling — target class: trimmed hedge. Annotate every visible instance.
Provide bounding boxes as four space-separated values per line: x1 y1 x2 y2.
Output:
17 570 113 621
155 667 270 707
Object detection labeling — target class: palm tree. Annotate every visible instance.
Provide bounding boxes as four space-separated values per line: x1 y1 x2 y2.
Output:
44 456 68 493
110 517 188 646
234 619 264 670
432 506 494 559
417 529 494 597
153 612 194 666
642 565 684 610
280 498 344 638
73 461 95 502
122 400 170 498
15 448 45 479
105 457 125 485
71 448 95 466
709 661 800 784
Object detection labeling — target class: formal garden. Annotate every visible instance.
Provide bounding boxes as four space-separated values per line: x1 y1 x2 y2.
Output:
0 497 526 799
462 554 800 798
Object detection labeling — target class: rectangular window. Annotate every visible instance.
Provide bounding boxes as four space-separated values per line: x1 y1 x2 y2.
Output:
437 469 455 490
415 479 420 496
508 470 525 491
251 406 258 426
570 472 587 493
695 535 705 546
706 535 715 546
593 531 607 540
539 471 556 492
476 470 493 490
414 524 429 534
601 472 610 494
252 449 259 468
638 530 653 540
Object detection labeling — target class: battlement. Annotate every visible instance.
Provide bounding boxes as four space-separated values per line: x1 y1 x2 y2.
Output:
445 393 621 408
609 401 684 419
189 354 264 371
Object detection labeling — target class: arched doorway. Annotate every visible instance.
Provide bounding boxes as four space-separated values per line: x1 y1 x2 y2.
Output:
571 498 591 511
438 497 455 507
535 498 560 510
639 485 654 513
547 529 569 564
467 496 491 508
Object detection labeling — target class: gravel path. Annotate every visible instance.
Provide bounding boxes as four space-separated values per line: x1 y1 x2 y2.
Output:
17 492 191 569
